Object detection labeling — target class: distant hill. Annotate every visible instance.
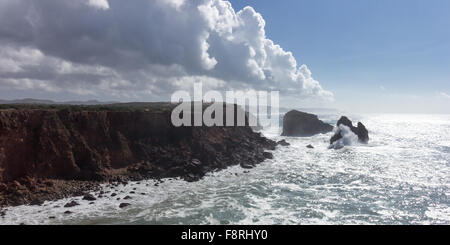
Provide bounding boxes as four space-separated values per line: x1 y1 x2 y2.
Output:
246 105 339 115
278 107 340 114
0 98 118 105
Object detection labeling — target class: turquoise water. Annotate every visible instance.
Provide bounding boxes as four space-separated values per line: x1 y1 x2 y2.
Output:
1 114 449 225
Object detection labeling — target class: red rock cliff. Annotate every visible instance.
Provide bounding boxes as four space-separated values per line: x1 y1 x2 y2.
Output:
0 105 276 206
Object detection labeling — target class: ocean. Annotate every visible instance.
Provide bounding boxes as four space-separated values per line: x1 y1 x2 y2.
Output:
1 113 449 225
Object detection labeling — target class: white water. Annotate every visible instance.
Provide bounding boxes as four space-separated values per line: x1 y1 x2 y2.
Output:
1 114 449 225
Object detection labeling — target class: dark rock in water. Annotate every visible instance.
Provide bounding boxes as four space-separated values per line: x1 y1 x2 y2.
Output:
356 122 369 142
306 144 314 149
282 110 333 137
329 133 341 145
64 211 73 214
119 203 131 208
82 193 96 201
277 140 290 146
111 193 117 197
184 174 200 182
123 196 132 200
263 152 273 159
330 116 369 144
63 201 79 208
336 116 353 128
49 216 56 219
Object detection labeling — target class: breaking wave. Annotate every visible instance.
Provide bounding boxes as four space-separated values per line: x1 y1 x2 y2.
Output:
328 125 359 149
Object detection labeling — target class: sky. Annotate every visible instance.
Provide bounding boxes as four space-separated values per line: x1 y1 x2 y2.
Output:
0 0 449 113
229 0 450 113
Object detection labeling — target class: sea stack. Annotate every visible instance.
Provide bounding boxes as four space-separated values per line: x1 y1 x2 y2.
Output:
330 116 369 144
281 110 333 137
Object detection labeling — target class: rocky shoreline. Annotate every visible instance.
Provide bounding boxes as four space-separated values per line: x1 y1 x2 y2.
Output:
0 103 277 208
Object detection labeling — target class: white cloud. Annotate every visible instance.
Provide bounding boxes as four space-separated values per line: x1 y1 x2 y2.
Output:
87 0 109 10
438 92 450 99
0 0 333 101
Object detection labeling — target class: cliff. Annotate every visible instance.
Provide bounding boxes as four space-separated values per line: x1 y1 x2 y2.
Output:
0 103 276 206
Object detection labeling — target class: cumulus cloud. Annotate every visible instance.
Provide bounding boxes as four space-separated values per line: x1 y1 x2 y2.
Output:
87 0 109 10
0 0 333 101
438 92 450 99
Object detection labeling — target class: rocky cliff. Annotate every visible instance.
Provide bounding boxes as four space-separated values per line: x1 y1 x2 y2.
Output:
0 103 276 206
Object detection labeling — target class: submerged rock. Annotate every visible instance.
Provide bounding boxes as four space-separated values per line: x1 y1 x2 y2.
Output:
184 174 201 182
281 110 333 137
82 193 96 201
277 140 290 146
306 144 314 149
330 116 369 145
119 203 131 208
63 201 79 208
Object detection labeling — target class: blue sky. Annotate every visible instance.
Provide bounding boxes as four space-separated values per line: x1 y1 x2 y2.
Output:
230 0 450 113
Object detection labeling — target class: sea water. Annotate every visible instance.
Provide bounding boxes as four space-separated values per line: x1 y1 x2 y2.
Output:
1 113 449 225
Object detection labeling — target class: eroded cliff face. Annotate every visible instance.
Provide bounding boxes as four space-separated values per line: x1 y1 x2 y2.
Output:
0 107 276 206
